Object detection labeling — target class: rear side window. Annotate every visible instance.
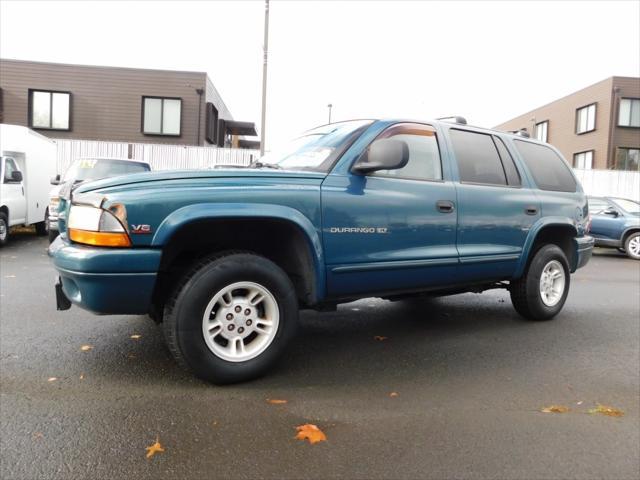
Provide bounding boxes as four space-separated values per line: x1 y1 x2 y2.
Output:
493 136 521 186
449 129 506 186
514 140 577 192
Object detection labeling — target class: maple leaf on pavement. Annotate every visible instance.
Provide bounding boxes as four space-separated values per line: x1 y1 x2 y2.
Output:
145 437 165 459
295 424 327 444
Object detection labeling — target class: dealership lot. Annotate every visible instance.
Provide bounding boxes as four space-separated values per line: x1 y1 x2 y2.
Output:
1 233 639 480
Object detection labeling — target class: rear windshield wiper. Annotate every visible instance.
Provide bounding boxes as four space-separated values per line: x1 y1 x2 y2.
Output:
249 161 282 170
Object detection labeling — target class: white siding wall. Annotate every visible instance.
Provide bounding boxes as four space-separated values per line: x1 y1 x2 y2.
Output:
54 139 258 173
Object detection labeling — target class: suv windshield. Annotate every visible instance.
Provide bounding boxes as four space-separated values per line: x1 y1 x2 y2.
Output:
258 120 373 172
611 198 640 215
63 159 150 183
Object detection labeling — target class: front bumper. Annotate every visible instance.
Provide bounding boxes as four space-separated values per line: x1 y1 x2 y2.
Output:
48 236 162 315
572 235 594 272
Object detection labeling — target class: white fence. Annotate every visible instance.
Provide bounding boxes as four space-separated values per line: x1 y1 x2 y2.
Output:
53 139 639 201
54 139 259 174
573 168 640 201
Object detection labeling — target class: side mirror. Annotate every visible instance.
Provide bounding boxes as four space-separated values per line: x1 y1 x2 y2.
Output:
50 174 61 185
10 171 23 182
603 207 619 217
352 138 409 175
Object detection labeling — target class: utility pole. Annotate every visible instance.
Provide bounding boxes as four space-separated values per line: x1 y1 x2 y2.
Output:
259 0 270 156
327 103 333 124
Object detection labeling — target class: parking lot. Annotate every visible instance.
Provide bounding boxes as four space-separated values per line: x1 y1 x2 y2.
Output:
1 232 639 480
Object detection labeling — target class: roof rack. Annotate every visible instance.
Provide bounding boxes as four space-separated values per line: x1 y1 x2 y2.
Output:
506 128 530 138
436 116 467 125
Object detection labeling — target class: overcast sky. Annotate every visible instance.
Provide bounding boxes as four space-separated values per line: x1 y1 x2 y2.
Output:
1 0 639 148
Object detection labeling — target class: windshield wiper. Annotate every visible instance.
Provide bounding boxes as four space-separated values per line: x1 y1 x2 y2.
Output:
249 161 282 170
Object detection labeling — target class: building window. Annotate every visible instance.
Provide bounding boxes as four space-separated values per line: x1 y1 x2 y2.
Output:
205 102 218 144
29 90 71 130
576 103 596 134
573 150 593 169
142 96 181 135
618 98 640 127
614 148 639 171
535 121 548 142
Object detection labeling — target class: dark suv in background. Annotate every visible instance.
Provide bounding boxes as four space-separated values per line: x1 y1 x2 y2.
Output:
588 196 640 260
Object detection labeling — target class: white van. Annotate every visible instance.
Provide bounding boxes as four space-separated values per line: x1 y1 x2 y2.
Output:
0 124 57 246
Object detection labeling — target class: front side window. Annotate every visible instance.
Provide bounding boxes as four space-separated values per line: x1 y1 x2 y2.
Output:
449 129 507 186
372 123 442 181
614 148 640 171
3 157 20 183
573 150 593 169
514 140 577 192
618 98 640 127
535 121 548 142
29 90 70 130
142 97 182 135
576 103 596 134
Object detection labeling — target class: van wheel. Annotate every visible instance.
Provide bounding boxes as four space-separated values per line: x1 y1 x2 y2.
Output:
35 216 48 236
163 252 298 384
510 244 570 321
0 212 9 246
624 232 640 260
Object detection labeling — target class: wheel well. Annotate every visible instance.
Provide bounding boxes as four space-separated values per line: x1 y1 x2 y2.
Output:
0 205 8 219
529 225 576 268
151 218 317 318
622 228 640 245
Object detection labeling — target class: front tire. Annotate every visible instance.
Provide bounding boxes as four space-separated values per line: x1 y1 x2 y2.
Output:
0 212 9 246
510 244 570 321
163 252 298 384
624 232 640 260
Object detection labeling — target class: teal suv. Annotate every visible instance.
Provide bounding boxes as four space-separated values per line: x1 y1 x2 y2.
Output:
49 118 594 383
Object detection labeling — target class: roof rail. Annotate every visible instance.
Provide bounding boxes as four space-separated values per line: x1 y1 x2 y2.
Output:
436 116 467 125
507 128 530 138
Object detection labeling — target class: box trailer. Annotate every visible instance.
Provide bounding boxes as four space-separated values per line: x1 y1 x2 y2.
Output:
0 124 57 246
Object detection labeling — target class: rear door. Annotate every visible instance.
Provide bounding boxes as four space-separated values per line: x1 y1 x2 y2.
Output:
446 129 540 282
321 123 458 298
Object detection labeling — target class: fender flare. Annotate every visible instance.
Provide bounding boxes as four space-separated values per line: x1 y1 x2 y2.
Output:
514 217 578 277
151 203 326 301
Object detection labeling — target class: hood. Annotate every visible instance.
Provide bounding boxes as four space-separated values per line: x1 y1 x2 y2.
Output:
73 168 327 194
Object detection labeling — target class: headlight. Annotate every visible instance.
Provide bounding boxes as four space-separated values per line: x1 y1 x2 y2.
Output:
67 205 131 247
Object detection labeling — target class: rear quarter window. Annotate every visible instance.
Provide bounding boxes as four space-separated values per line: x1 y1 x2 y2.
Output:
514 140 577 192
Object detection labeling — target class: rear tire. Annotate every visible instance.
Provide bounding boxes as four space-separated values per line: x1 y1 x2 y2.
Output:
48 228 59 244
624 232 640 260
163 252 298 384
510 244 570 321
0 212 8 246
35 219 47 236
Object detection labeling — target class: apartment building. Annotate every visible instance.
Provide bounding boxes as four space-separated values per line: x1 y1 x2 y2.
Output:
0 59 258 148
495 76 639 170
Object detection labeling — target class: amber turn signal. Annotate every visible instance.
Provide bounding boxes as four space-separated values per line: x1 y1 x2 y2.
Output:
68 229 131 247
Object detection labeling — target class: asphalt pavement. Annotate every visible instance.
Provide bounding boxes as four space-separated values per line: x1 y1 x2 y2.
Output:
1 232 639 480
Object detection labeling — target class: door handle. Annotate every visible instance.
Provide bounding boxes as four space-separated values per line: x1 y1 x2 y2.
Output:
436 200 455 213
525 206 538 215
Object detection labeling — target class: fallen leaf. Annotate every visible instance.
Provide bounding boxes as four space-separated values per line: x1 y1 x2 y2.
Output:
80 345 93 352
373 336 388 341
32 432 44 440
145 437 165 459
588 404 624 417
389 392 399 398
295 424 327 445
47 377 57 382
541 405 570 413
267 399 288 404
130 334 142 340
79 374 85 380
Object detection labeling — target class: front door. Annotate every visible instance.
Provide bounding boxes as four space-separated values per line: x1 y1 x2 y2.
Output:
321 123 458 298
1 157 26 225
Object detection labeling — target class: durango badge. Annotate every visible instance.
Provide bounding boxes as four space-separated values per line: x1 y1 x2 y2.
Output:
131 224 152 234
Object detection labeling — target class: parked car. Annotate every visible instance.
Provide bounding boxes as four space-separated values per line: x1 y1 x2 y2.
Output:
48 158 151 242
0 124 57 246
49 118 593 384
587 196 640 260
